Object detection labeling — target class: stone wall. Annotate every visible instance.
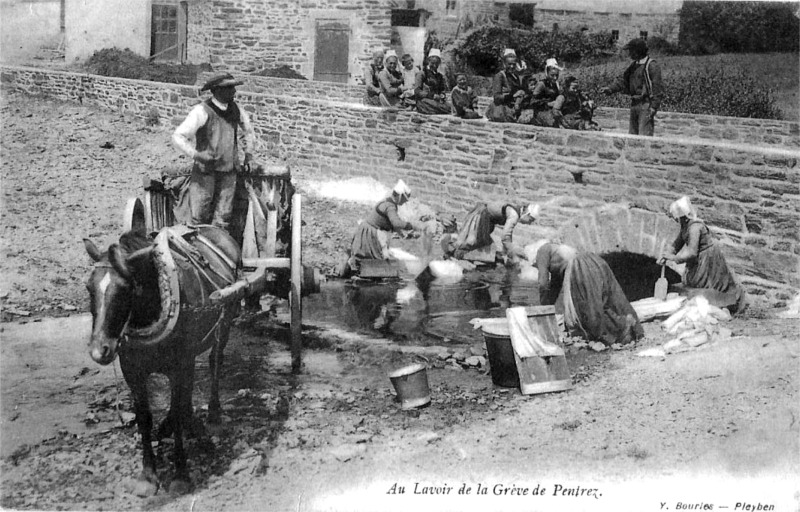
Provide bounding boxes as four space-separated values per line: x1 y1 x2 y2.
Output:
186 0 392 84
535 9 680 44
2 65 798 307
198 72 800 149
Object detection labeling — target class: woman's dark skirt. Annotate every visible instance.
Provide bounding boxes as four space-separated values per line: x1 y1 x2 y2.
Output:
684 245 744 312
449 203 494 257
563 253 644 346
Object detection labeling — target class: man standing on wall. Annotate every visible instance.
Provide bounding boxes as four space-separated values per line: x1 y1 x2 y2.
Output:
600 38 663 136
173 73 255 232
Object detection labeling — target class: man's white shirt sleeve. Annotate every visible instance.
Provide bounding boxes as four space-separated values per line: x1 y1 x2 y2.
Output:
172 104 208 159
239 108 255 154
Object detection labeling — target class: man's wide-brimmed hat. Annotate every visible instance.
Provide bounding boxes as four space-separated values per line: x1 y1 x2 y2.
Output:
428 48 442 59
201 73 244 92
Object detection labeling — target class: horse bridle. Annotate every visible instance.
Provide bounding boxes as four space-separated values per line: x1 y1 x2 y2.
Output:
92 261 145 297
91 261 140 349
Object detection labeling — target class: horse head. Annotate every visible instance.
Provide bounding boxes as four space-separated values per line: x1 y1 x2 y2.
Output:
84 234 155 365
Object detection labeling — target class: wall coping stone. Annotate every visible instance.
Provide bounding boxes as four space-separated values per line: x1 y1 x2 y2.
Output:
195 68 800 141
5 64 797 159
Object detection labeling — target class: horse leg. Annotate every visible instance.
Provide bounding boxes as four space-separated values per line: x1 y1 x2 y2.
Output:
167 361 194 495
156 382 179 440
159 363 203 440
207 320 230 425
124 374 160 497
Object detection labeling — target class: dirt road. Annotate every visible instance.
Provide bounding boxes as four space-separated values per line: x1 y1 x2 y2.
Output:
1 91 798 512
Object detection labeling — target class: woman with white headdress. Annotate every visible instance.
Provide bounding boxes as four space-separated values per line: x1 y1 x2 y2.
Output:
535 242 643 346
659 196 745 312
341 180 417 276
414 49 451 115
441 202 540 265
378 50 406 107
485 48 527 123
523 57 564 127
364 49 385 107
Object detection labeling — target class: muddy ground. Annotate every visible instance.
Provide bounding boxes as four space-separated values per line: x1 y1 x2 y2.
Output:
1 91 799 512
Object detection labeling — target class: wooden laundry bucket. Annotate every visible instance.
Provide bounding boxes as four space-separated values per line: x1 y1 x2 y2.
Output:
480 323 521 388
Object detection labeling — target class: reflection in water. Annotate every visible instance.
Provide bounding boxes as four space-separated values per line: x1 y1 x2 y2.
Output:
303 264 541 345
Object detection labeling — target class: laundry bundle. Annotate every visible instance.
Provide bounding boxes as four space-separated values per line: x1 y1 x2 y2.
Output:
638 296 732 357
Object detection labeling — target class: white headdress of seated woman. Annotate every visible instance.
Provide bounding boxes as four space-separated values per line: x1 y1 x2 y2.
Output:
393 179 411 200
544 58 563 71
669 196 696 219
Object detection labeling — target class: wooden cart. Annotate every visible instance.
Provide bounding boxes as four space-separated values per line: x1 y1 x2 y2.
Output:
123 167 321 373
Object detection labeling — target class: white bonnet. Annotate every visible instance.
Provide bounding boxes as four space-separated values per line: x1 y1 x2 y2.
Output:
393 179 411 198
669 196 694 219
524 203 541 219
545 58 563 71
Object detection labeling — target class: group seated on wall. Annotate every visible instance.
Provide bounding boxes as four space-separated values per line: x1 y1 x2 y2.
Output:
364 48 600 131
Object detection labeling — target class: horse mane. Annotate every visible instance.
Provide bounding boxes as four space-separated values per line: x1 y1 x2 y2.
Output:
117 228 162 329
118 228 153 254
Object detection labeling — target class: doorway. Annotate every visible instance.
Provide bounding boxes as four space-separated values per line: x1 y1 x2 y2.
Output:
313 20 349 83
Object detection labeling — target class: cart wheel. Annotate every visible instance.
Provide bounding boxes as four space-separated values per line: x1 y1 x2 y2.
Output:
290 194 303 374
123 197 146 233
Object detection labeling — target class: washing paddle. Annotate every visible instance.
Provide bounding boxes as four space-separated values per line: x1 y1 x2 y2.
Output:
654 263 668 301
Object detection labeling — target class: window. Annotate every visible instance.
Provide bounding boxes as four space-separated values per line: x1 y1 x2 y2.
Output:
639 30 648 40
391 9 421 27
611 29 620 42
151 3 187 62
552 22 559 32
445 0 457 16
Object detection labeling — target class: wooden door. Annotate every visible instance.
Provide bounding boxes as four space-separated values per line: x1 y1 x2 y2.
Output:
151 2 187 62
313 20 349 83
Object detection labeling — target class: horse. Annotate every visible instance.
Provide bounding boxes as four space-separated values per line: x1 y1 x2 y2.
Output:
83 224 241 495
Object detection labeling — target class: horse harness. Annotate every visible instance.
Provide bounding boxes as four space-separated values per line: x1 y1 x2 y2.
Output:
94 226 239 350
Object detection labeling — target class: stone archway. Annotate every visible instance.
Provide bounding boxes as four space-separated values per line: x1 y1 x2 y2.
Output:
559 204 684 301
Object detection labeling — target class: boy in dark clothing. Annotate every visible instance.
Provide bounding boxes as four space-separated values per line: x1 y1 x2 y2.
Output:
601 38 663 136
555 76 601 131
451 73 481 119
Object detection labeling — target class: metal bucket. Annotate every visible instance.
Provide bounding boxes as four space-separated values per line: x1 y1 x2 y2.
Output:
388 363 431 409
480 323 520 388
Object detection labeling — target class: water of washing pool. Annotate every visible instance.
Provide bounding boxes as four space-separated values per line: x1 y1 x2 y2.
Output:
302 264 540 346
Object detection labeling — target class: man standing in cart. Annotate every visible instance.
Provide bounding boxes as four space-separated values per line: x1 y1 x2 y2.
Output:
173 73 256 232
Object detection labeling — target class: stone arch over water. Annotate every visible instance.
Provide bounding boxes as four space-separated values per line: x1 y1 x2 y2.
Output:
559 204 685 301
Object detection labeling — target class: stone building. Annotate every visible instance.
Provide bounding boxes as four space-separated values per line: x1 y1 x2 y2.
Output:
59 0 537 84
58 0 678 83
184 0 540 84
534 0 682 45
1 0 64 62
